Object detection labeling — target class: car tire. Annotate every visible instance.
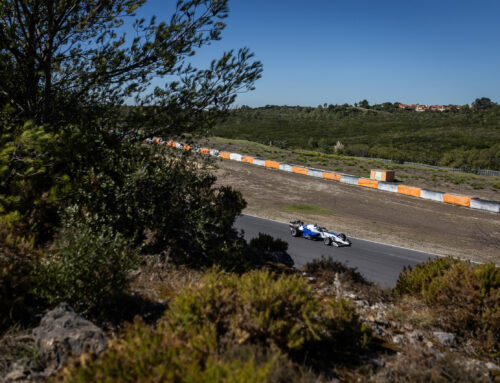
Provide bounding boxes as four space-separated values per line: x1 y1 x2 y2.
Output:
339 233 347 241
291 228 299 237
324 237 331 246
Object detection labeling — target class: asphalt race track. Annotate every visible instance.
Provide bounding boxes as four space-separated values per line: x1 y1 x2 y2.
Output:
234 214 437 288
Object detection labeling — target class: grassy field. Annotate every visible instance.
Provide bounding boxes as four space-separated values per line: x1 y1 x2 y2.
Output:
212 105 500 171
281 203 333 215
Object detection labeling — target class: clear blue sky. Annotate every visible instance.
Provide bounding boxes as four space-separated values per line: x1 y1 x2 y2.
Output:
135 0 500 107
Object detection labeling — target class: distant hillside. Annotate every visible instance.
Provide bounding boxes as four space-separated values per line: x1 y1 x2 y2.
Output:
213 103 500 170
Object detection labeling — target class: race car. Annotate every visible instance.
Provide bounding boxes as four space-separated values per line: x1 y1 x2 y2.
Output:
289 220 351 247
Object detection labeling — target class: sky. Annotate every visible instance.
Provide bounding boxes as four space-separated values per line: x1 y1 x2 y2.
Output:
133 0 500 107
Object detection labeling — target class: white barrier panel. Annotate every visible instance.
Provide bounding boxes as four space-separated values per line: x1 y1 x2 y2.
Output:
175 142 183 149
378 182 398 193
340 175 359 185
308 168 323 178
279 163 293 172
420 189 445 202
253 158 266 166
209 149 219 157
230 153 242 161
193 147 201 153
470 198 500 213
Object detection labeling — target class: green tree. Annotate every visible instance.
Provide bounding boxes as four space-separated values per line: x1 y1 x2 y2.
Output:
0 0 262 134
472 97 494 110
358 99 370 109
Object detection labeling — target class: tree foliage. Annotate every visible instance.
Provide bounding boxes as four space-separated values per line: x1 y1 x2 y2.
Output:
0 0 262 133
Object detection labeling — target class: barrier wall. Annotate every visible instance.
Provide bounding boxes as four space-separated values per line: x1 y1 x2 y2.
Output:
241 156 254 164
420 189 444 202
358 178 378 188
340 175 359 185
160 139 499 213
292 166 308 175
279 163 293 172
378 182 398 193
443 193 471 207
470 198 500 213
323 172 341 181
253 158 266 166
308 168 323 178
397 185 421 198
265 160 280 169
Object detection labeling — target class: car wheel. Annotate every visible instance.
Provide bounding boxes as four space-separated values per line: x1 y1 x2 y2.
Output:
291 228 298 237
324 237 331 246
338 233 347 241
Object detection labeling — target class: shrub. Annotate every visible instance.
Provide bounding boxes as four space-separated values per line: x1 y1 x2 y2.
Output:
58 318 316 383
394 258 500 352
36 211 139 315
165 269 371 367
0 218 41 332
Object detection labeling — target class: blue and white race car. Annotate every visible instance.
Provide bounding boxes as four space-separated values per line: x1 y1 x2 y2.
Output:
289 220 351 247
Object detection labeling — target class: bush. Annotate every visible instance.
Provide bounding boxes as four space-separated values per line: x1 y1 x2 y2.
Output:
165 269 371 367
394 258 500 351
58 319 316 383
36 211 139 315
72 140 247 269
0 218 41 332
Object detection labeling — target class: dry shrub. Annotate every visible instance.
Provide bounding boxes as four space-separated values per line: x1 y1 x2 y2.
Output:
303 256 391 303
367 346 490 383
394 258 500 352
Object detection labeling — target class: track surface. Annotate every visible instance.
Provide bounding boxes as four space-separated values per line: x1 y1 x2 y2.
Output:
235 215 437 287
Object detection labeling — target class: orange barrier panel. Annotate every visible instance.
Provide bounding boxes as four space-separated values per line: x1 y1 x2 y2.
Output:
220 152 231 159
200 148 210 154
241 156 254 164
153 137 161 144
358 178 379 188
443 193 471 207
292 166 308 175
323 172 341 181
167 141 176 147
183 145 191 151
265 160 280 169
397 185 421 198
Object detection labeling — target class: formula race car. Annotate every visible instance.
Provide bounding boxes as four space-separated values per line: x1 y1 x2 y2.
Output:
289 220 351 247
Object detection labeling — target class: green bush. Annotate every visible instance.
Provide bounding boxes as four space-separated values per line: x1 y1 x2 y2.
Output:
36 211 139 314
59 319 316 383
165 269 371 366
394 258 500 351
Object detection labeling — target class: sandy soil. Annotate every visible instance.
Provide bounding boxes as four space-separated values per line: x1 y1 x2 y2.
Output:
215 159 500 264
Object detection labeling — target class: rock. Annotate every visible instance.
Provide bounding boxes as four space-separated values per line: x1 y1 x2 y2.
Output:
33 303 107 374
485 362 500 372
392 334 405 345
4 364 29 382
408 331 424 344
432 331 456 347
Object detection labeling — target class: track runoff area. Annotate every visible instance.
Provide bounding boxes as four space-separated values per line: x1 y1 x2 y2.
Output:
235 214 437 288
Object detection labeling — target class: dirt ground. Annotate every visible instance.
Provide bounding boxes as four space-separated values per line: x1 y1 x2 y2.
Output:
215 159 500 264
204 137 500 201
